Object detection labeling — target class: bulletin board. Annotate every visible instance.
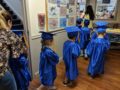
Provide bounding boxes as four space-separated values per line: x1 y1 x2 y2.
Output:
45 0 77 32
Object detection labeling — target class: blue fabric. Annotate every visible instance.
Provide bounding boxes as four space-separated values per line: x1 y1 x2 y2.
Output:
0 71 17 90
76 18 83 26
12 30 23 37
80 27 90 49
86 38 110 76
63 40 80 80
41 32 54 40
9 54 31 90
97 28 106 33
84 19 90 26
95 21 108 27
91 31 109 41
39 47 59 86
65 26 81 33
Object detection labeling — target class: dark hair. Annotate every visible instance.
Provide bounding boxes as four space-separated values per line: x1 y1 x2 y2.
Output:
85 5 95 20
67 33 77 40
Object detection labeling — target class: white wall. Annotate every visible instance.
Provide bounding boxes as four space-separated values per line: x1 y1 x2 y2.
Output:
25 0 68 77
4 0 23 20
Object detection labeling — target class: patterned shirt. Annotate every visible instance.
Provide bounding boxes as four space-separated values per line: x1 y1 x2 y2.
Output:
0 29 24 77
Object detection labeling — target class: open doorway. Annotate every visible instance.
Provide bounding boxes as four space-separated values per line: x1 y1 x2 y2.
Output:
0 0 32 76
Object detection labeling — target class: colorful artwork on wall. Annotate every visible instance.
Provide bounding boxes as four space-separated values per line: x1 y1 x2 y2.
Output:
69 6 76 16
68 17 75 26
48 18 58 30
38 13 45 29
60 6 67 17
46 0 77 31
48 4 59 18
60 0 67 5
60 18 67 27
69 0 75 5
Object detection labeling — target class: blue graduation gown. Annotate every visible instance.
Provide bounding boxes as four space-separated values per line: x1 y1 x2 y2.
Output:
86 38 110 76
91 32 109 41
39 47 59 86
63 40 81 80
80 27 90 49
75 26 82 44
9 54 31 90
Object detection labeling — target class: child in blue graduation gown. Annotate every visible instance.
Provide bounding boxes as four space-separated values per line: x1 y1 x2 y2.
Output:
80 19 90 58
76 18 83 43
63 26 81 86
86 28 110 78
9 31 31 90
91 21 109 40
39 32 59 90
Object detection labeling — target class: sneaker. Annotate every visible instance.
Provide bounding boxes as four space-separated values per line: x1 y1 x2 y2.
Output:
63 80 74 87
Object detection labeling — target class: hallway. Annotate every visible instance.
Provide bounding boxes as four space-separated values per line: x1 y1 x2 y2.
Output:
29 50 120 90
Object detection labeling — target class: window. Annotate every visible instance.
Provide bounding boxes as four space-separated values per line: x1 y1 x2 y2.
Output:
96 0 118 20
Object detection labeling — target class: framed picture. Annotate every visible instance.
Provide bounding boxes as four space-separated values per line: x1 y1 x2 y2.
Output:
68 17 75 26
38 13 45 29
48 18 59 30
46 0 77 31
60 6 67 17
48 3 59 18
60 18 67 27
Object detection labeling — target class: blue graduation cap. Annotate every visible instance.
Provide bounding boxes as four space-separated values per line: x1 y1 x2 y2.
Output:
97 28 106 33
12 30 23 37
84 19 90 26
64 26 80 37
40 31 54 40
95 21 108 28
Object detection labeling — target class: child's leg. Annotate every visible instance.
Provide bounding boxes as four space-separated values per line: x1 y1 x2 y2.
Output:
84 49 88 59
80 49 84 56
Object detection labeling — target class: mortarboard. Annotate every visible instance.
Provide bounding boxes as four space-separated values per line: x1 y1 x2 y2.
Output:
84 19 90 26
40 31 55 40
95 21 108 28
97 28 106 33
64 26 80 37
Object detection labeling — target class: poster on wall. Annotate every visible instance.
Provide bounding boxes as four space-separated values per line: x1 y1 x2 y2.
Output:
60 18 67 27
48 18 59 30
60 0 67 5
38 14 45 30
46 0 77 31
69 6 76 16
68 17 75 26
60 6 67 17
48 3 59 18
69 0 75 5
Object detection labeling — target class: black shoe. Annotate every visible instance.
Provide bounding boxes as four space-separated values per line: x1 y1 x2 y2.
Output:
63 81 70 87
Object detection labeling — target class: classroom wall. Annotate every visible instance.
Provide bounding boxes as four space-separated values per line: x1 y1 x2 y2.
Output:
25 0 67 77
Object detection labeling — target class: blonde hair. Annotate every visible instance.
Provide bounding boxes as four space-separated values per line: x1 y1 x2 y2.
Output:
0 10 12 30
